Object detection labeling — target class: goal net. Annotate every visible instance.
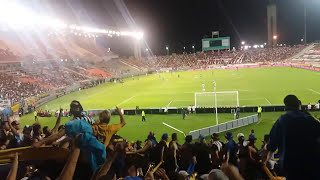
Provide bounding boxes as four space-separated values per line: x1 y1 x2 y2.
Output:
195 91 239 108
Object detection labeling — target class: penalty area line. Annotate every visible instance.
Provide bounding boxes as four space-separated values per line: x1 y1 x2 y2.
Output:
117 95 136 106
162 122 186 137
265 98 272 105
307 88 320 95
166 99 174 107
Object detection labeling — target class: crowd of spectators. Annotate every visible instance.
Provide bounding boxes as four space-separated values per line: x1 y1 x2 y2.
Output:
140 46 304 70
242 46 305 63
0 72 46 105
0 95 318 180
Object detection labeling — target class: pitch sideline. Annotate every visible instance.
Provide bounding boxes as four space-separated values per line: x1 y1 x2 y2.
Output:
162 122 186 137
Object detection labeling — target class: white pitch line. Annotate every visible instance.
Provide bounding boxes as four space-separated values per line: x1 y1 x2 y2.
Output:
265 98 272 105
166 100 174 107
117 95 136 106
162 122 186 137
307 88 320 95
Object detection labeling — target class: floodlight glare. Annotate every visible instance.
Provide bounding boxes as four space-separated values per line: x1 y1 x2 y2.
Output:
273 35 278 40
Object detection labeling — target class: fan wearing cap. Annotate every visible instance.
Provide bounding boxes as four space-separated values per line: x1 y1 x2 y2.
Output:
210 133 224 169
32 100 106 171
7 118 23 148
224 132 239 167
194 135 212 175
264 95 320 180
151 133 169 168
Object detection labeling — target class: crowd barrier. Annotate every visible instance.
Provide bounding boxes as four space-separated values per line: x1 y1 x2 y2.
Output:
189 114 258 140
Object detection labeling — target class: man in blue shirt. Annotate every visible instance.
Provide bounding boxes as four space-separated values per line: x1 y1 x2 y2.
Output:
264 95 320 180
224 132 239 166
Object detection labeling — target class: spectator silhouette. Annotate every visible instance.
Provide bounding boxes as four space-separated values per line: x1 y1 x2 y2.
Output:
265 95 320 180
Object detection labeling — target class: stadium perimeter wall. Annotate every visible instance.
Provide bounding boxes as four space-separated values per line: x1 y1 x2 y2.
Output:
189 114 258 139
86 105 317 116
189 63 320 72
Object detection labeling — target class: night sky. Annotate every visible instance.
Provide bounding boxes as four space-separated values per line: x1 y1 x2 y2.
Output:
22 0 320 55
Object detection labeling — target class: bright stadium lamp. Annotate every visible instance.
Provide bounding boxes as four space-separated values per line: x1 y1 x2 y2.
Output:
146 48 149 51
134 32 144 40
241 41 245 45
273 35 278 40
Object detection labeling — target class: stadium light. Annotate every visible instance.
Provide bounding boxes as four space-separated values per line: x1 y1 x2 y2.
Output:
253 45 258 48
260 45 264 48
241 41 245 45
183 47 186 49
192 45 195 49
166 46 169 56
146 48 149 51
264 42 267 45
273 35 278 40
244 45 248 50
301 39 304 42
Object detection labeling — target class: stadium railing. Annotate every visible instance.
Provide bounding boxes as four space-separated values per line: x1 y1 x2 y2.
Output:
189 114 258 140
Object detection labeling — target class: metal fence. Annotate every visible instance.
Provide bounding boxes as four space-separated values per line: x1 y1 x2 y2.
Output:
189 114 258 140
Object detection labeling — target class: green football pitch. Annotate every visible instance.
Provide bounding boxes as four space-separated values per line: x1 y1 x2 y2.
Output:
19 66 320 146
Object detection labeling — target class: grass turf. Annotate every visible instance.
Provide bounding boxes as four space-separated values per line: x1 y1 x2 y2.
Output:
19 66 320 147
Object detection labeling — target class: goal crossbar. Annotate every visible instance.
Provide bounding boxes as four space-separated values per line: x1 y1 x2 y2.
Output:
194 91 239 107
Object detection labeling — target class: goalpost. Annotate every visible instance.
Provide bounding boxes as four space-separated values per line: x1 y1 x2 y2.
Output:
195 91 239 124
